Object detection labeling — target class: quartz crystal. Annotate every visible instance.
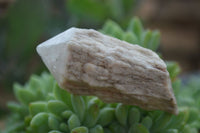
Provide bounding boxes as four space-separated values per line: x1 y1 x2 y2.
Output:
37 28 178 114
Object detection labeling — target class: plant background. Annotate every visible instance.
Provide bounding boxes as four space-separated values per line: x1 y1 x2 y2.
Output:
0 0 200 130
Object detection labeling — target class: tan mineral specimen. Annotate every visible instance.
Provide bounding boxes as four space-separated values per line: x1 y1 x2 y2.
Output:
37 28 178 114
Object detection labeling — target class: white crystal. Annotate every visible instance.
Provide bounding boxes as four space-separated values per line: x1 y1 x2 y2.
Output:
37 28 178 114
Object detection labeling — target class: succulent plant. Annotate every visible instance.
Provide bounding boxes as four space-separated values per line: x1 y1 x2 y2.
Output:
3 72 198 133
3 18 200 133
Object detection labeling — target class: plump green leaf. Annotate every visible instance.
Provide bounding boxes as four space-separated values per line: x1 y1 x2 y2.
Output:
62 110 74 119
7 102 28 117
48 130 63 133
101 20 123 39
141 30 152 48
48 115 60 130
141 116 152 129
166 62 180 80
123 32 138 44
28 75 41 90
30 112 49 133
97 107 115 126
149 31 160 51
151 113 173 132
53 83 73 110
109 122 127 133
165 129 178 133
127 17 143 40
129 123 149 133
71 95 86 122
83 100 100 127
128 107 140 126
115 103 128 126
68 114 81 131
29 101 47 116
47 100 68 115
70 126 88 133
14 83 36 105
59 123 69 132
89 125 104 133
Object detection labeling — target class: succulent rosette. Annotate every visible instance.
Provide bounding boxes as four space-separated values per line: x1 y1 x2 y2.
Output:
3 18 199 133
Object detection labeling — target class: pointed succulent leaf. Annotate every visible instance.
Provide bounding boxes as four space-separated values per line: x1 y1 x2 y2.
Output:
14 83 36 105
30 112 49 133
59 123 69 132
150 31 160 51
167 108 189 130
129 123 149 133
123 32 138 44
101 20 122 36
141 30 152 48
68 114 81 131
115 103 128 126
165 129 178 133
62 110 74 119
166 61 180 80
29 101 47 116
151 113 173 132
83 100 100 127
97 107 115 126
71 95 86 122
48 130 63 133
70 126 88 133
47 100 68 115
48 115 60 130
128 107 140 126
28 75 41 90
109 122 127 133
127 17 143 40
53 83 73 110
141 116 152 129
89 125 104 133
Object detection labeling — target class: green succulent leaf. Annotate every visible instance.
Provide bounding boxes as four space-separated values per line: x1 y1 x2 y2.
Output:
97 107 115 126
151 113 173 132
166 62 181 80
59 123 69 132
109 122 127 133
70 126 89 133
62 110 74 119
30 112 49 133
14 83 36 105
48 115 60 130
129 123 149 133
83 100 100 127
123 32 138 44
47 100 68 115
141 116 152 129
71 95 86 122
141 30 152 48
29 101 47 116
89 125 104 133
128 107 140 126
127 17 143 40
48 130 63 133
115 103 129 126
68 114 81 131
53 83 73 110
149 30 160 51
